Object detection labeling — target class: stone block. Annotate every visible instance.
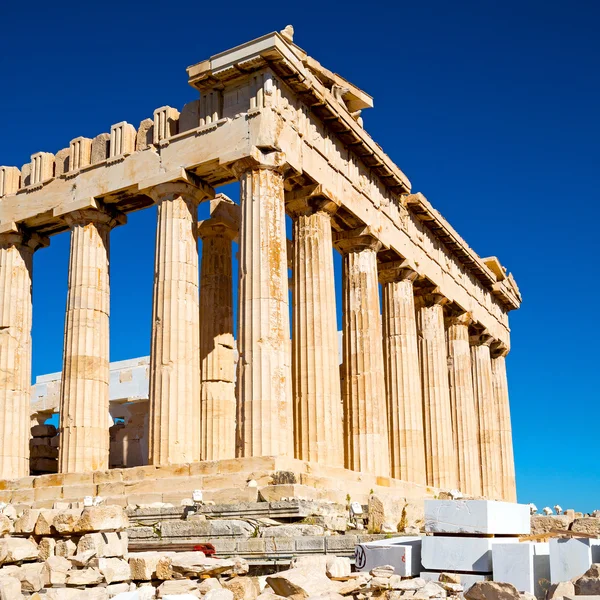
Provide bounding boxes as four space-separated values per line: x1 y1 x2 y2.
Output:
355 536 421 577
421 536 519 573
77 531 128 558
295 536 325 552
260 524 324 537
61 483 98 500
0 166 20 196
69 136 92 171
110 122 136 157
31 424 57 438
94 469 124 484
14 509 41 533
11 489 34 504
0 537 38 564
421 572 491 593
325 536 358 553
0 576 21 599
95 556 131 583
129 551 165 580
76 505 129 532
531 516 571 535
202 487 259 504
267 567 343 598
571 518 600 536
549 538 600 583
424 500 530 535
258 484 320 502
153 106 180 143
34 486 61 503
492 542 550 598
30 152 54 185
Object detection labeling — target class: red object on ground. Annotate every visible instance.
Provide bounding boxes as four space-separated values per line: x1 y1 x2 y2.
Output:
193 543 216 556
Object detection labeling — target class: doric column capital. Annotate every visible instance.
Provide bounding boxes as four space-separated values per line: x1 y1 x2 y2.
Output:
445 311 473 329
285 184 341 218
333 226 382 254
0 223 48 252
414 289 449 308
378 259 418 284
64 207 126 230
470 330 494 347
198 194 240 241
491 340 509 358
147 180 213 206
198 217 238 241
229 147 290 178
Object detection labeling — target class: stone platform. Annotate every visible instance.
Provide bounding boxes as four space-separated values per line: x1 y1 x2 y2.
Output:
0 456 436 509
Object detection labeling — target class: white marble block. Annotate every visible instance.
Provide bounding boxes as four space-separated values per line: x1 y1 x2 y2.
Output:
421 536 519 573
355 536 421 576
492 542 550 598
549 538 600 583
425 500 530 534
421 571 490 592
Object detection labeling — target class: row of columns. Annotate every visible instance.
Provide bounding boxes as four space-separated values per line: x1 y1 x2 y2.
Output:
0 156 516 502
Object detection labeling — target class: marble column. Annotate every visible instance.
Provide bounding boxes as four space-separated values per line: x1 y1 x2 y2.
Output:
148 183 206 466
471 332 503 499
59 207 123 473
336 231 389 475
290 197 343 467
491 345 517 501
415 293 457 489
198 209 237 461
234 157 293 458
0 228 46 479
446 313 482 495
379 262 426 484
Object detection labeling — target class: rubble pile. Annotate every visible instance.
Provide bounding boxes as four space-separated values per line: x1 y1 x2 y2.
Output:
0 502 463 600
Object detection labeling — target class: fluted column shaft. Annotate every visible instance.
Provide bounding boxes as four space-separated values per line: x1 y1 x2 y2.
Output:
416 295 457 489
491 351 517 501
198 213 236 461
446 314 482 495
471 335 502 498
59 208 122 473
380 265 426 484
149 183 204 465
235 162 293 457
0 230 45 478
337 234 389 475
291 201 343 467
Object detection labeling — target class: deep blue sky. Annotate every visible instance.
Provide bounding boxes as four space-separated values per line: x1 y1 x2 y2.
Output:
1 1 598 510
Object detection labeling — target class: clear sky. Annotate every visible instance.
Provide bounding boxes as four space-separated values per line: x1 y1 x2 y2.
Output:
1 1 598 510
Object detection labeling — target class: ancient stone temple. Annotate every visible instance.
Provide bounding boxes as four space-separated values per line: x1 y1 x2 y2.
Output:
0 27 521 504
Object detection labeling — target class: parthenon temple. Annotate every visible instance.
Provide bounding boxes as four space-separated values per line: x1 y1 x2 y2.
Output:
0 28 521 503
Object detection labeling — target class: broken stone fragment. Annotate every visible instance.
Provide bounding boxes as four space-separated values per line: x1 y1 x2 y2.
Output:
0 537 39 564
156 578 201 597
14 509 41 534
34 510 60 535
465 581 520 600
222 575 262 600
574 563 600 595
370 565 395 578
0 575 22 600
389 577 426 591
129 551 169 580
55 538 77 558
545 580 574 600
53 509 83 534
198 577 223 593
95 556 131 584
76 506 129 533
66 566 104 585
266 567 343 598
42 555 71 586
413 581 447 599
326 557 351 580
38 537 56 560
